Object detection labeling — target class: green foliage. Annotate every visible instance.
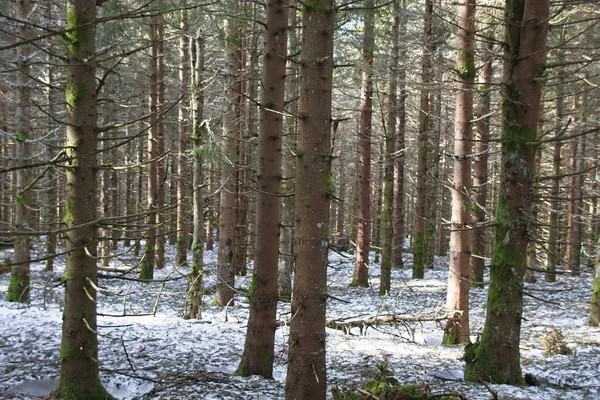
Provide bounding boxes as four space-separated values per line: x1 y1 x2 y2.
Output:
332 360 463 399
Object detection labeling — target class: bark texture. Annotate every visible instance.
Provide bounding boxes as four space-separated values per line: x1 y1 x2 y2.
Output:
545 63 564 282
465 0 549 384
353 0 374 288
53 1 113 397
391 0 408 269
444 0 475 345
470 28 493 289
188 32 205 320
176 7 190 268
380 0 399 295
216 10 240 306
8 0 32 303
285 0 334 397
413 0 433 279
140 18 159 281
238 0 288 378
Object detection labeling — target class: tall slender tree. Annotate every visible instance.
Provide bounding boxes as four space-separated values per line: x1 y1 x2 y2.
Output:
392 0 408 269
140 17 159 280
470 26 494 289
285 0 334 397
52 0 113 397
444 0 475 345
216 5 240 306
353 0 374 288
7 0 33 303
465 0 550 384
238 0 288 378
380 0 400 295
176 7 190 267
188 31 205 319
413 0 434 279
279 1 299 299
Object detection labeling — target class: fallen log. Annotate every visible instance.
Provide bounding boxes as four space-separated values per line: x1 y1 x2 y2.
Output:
277 311 458 333
325 313 458 334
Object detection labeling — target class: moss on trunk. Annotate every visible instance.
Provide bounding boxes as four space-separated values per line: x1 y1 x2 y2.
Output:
52 378 115 400
6 265 30 303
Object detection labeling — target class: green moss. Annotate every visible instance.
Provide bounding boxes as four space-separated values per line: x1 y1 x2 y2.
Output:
412 232 425 279
442 329 459 345
234 366 251 377
453 49 476 80
6 270 30 303
248 274 263 302
65 9 92 57
15 130 28 141
323 167 335 199
66 81 87 110
589 277 600 326
303 0 333 13
63 198 74 226
52 378 115 400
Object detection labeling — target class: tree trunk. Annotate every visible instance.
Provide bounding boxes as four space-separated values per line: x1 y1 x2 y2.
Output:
285 0 334 397
590 237 600 326
465 0 549 384
176 7 190 267
215 9 240 306
237 0 288 378
392 0 408 269
470 31 493 288
413 0 433 279
545 62 564 282
279 1 298 300
52 1 113 397
8 0 32 303
45 0 60 272
140 18 159 280
352 0 374 288
188 31 205 320
380 0 399 295
155 15 166 270
443 0 475 345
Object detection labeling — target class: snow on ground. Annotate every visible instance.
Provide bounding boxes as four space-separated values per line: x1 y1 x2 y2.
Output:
1 241 599 399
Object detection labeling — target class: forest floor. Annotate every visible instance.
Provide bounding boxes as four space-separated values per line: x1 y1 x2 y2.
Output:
1 240 599 400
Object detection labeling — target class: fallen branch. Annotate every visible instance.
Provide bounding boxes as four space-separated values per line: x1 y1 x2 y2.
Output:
277 312 458 332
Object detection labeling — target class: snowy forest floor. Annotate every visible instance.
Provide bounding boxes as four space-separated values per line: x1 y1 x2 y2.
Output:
1 240 599 400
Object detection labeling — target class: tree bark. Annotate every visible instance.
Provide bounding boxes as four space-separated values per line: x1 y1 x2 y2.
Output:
279 1 299 300
215 8 240 306
176 7 190 268
238 0 288 378
444 0 475 345
188 32 205 320
380 0 399 295
465 0 549 384
52 1 113 397
8 0 32 303
140 18 159 280
470 27 493 289
545 61 564 282
285 0 334 397
413 0 433 279
392 0 408 269
353 0 374 288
